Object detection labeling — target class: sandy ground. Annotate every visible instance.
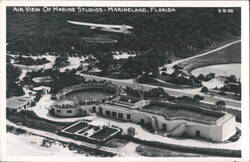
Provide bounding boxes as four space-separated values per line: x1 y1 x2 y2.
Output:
11 55 57 71
7 43 242 156
11 52 241 109
6 121 132 156
10 54 86 73
6 132 80 156
201 77 225 89
59 56 86 72
117 142 141 157
18 69 27 81
191 64 241 79
113 53 136 60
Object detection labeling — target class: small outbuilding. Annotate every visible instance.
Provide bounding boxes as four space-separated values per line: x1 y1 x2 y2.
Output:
6 96 32 113
33 86 51 95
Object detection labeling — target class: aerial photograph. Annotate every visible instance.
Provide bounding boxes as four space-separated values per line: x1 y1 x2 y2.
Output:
5 6 241 158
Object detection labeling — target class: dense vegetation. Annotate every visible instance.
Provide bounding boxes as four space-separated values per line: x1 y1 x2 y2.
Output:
53 56 69 68
6 63 24 98
7 7 241 82
7 7 240 57
15 55 50 66
24 68 85 93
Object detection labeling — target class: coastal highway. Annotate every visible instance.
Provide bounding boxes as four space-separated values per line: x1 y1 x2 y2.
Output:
78 73 241 110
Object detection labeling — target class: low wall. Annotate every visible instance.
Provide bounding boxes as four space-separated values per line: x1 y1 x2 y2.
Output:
119 135 241 157
53 107 83 117
56 83 119 101
142 101 225 125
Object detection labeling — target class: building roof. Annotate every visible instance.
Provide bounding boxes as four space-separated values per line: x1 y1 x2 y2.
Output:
33 86 51 91
32 76 53 83
7 96 31 109
118 95 141 104
53 99 79 109
101 103 131 111
141 103 225 124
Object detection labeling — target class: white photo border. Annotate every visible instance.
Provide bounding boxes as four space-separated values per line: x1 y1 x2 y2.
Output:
0 1 249 162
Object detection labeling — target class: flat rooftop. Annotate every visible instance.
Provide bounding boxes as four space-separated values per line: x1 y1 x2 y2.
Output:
32 76 53 83
142 103 225 123
101 102 131 110
118 95 141 104
61 121 120 142
7 96 31 109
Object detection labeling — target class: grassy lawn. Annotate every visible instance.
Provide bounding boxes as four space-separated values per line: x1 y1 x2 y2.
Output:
7 110 72 134
156 75 197 89
178 41 241 73
136 145 208 157
104 138 129 148
207 90 241 101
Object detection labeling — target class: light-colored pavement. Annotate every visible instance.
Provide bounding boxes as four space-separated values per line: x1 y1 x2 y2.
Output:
7 113 241 152
160 40 241 74
27 93 241 151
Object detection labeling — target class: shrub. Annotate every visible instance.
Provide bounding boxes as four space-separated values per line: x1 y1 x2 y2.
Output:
201 86 208 93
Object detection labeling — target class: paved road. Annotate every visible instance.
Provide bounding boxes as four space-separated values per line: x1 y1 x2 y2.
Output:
161 39 241 74
78 73 241 109
77 40 242 109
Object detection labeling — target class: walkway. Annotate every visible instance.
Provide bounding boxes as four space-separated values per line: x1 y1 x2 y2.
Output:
29 94 241 151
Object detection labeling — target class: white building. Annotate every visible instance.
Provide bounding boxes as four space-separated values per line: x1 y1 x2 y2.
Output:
50 85 236 142
91 98 236 142
33 86 51 95
6 96 32 113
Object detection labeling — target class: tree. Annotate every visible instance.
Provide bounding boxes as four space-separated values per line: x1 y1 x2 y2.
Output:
80 60 84 66
201 86 208 93
173 65 183 71
234 84 241 96
193 95 203 103
215 100 226 110
197 74 206 81
6 63 24 98
226 75 237 83
127 127 136 136
161 67 167 71
218 87 226 96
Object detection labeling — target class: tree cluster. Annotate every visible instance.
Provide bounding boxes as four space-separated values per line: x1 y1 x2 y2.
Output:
7 8 240 59
6 63 24 98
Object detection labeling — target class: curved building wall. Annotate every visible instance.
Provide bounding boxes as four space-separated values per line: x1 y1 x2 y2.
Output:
56 83 119 101
95 103 236 142
53 107 83 117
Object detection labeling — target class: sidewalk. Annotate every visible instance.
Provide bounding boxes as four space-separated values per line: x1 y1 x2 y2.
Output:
30 94 241 151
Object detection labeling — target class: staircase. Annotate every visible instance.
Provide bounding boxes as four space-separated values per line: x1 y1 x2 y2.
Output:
151 116 159 130
170 123 186 136
83 108 96 116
